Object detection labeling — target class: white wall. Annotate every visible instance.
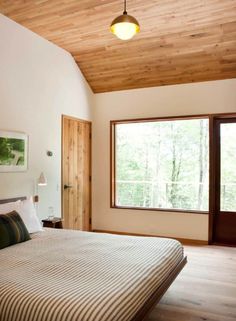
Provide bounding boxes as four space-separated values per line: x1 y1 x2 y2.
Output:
93 79 236 241
0 15 93 218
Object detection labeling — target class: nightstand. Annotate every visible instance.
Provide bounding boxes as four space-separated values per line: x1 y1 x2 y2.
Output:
42 217 63 229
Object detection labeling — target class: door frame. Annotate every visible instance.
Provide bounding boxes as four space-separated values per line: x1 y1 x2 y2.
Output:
209 113 236 245
61 114 92 230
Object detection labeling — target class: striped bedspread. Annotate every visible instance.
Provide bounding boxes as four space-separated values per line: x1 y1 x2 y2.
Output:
0 229 183 321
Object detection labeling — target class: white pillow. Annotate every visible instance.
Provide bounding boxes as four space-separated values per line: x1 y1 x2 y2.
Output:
0 198 42 233
16 198 43 233
0 200 21 214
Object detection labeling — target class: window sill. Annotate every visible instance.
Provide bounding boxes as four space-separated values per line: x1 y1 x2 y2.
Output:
111 205 209 215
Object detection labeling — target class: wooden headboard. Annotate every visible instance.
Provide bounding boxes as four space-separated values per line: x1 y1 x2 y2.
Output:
0 197 27 204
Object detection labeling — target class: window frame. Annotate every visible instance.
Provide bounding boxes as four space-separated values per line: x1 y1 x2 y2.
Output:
110 112 236 215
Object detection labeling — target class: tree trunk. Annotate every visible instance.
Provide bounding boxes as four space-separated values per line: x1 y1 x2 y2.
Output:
197 120 207 210
153 125 161 207
169 124 182 208
143 141 150 207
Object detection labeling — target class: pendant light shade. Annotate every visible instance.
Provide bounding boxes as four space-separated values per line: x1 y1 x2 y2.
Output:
110 1 140 40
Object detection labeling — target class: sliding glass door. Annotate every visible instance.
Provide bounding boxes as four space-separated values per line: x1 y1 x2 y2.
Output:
213 118 236 245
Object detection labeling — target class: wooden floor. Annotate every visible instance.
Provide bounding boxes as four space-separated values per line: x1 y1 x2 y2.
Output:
148 245 236 321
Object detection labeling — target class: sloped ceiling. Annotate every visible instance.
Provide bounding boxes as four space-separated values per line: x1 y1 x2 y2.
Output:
1 0 236 93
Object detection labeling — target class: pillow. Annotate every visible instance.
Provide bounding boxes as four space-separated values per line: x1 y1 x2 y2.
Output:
0 198 42 233
0 211 31 249
16 198 43 234
0 200 21 215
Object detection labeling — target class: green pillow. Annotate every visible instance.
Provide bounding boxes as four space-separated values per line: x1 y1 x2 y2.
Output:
0 211 31 249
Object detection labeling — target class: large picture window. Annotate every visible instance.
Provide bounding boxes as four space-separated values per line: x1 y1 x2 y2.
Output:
112 117 209 212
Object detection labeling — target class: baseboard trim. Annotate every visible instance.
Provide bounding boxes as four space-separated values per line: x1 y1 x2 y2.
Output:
93 229 208 245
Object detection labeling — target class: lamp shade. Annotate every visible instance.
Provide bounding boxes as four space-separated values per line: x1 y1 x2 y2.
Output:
110 12 140 40
38 172 47 186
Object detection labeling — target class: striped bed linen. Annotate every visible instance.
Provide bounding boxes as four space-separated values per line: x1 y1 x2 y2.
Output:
0 229 183 321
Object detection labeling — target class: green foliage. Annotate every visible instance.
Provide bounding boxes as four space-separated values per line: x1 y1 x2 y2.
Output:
116 119 236 212
0 137 25 166
0 138 13 161
116 119 209 211
221 123 236 211
10 139 25 152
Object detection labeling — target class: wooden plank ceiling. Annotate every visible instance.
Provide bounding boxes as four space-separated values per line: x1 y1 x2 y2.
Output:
1 0 236 93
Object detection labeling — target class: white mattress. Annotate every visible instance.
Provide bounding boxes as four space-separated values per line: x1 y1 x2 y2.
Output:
0 229 184 321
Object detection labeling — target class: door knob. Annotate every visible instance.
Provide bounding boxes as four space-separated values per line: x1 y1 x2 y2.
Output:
64 184 73 190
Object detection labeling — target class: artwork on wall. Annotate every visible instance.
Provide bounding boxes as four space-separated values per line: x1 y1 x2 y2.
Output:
0 130 28 172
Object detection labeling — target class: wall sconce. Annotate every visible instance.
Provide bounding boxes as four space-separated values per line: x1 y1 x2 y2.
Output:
38 172 47 186
35 172 47 203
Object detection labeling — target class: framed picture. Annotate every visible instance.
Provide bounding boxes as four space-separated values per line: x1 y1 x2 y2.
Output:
0 130 28 172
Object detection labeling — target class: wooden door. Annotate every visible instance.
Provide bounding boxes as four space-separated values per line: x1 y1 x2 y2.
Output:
213 118 236 245
62 115 91 231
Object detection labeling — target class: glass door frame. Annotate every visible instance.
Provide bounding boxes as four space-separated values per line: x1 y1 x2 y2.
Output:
210 116 236 245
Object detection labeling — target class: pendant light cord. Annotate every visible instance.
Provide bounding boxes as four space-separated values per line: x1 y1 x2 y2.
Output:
124 0 127 14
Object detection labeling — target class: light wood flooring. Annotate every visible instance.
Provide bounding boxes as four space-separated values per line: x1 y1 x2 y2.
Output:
148 245 236 321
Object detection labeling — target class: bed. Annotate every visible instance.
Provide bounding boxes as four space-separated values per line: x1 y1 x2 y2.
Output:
0 197 187 321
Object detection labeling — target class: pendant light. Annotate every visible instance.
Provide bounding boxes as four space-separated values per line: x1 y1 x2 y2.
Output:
110 0 140 40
